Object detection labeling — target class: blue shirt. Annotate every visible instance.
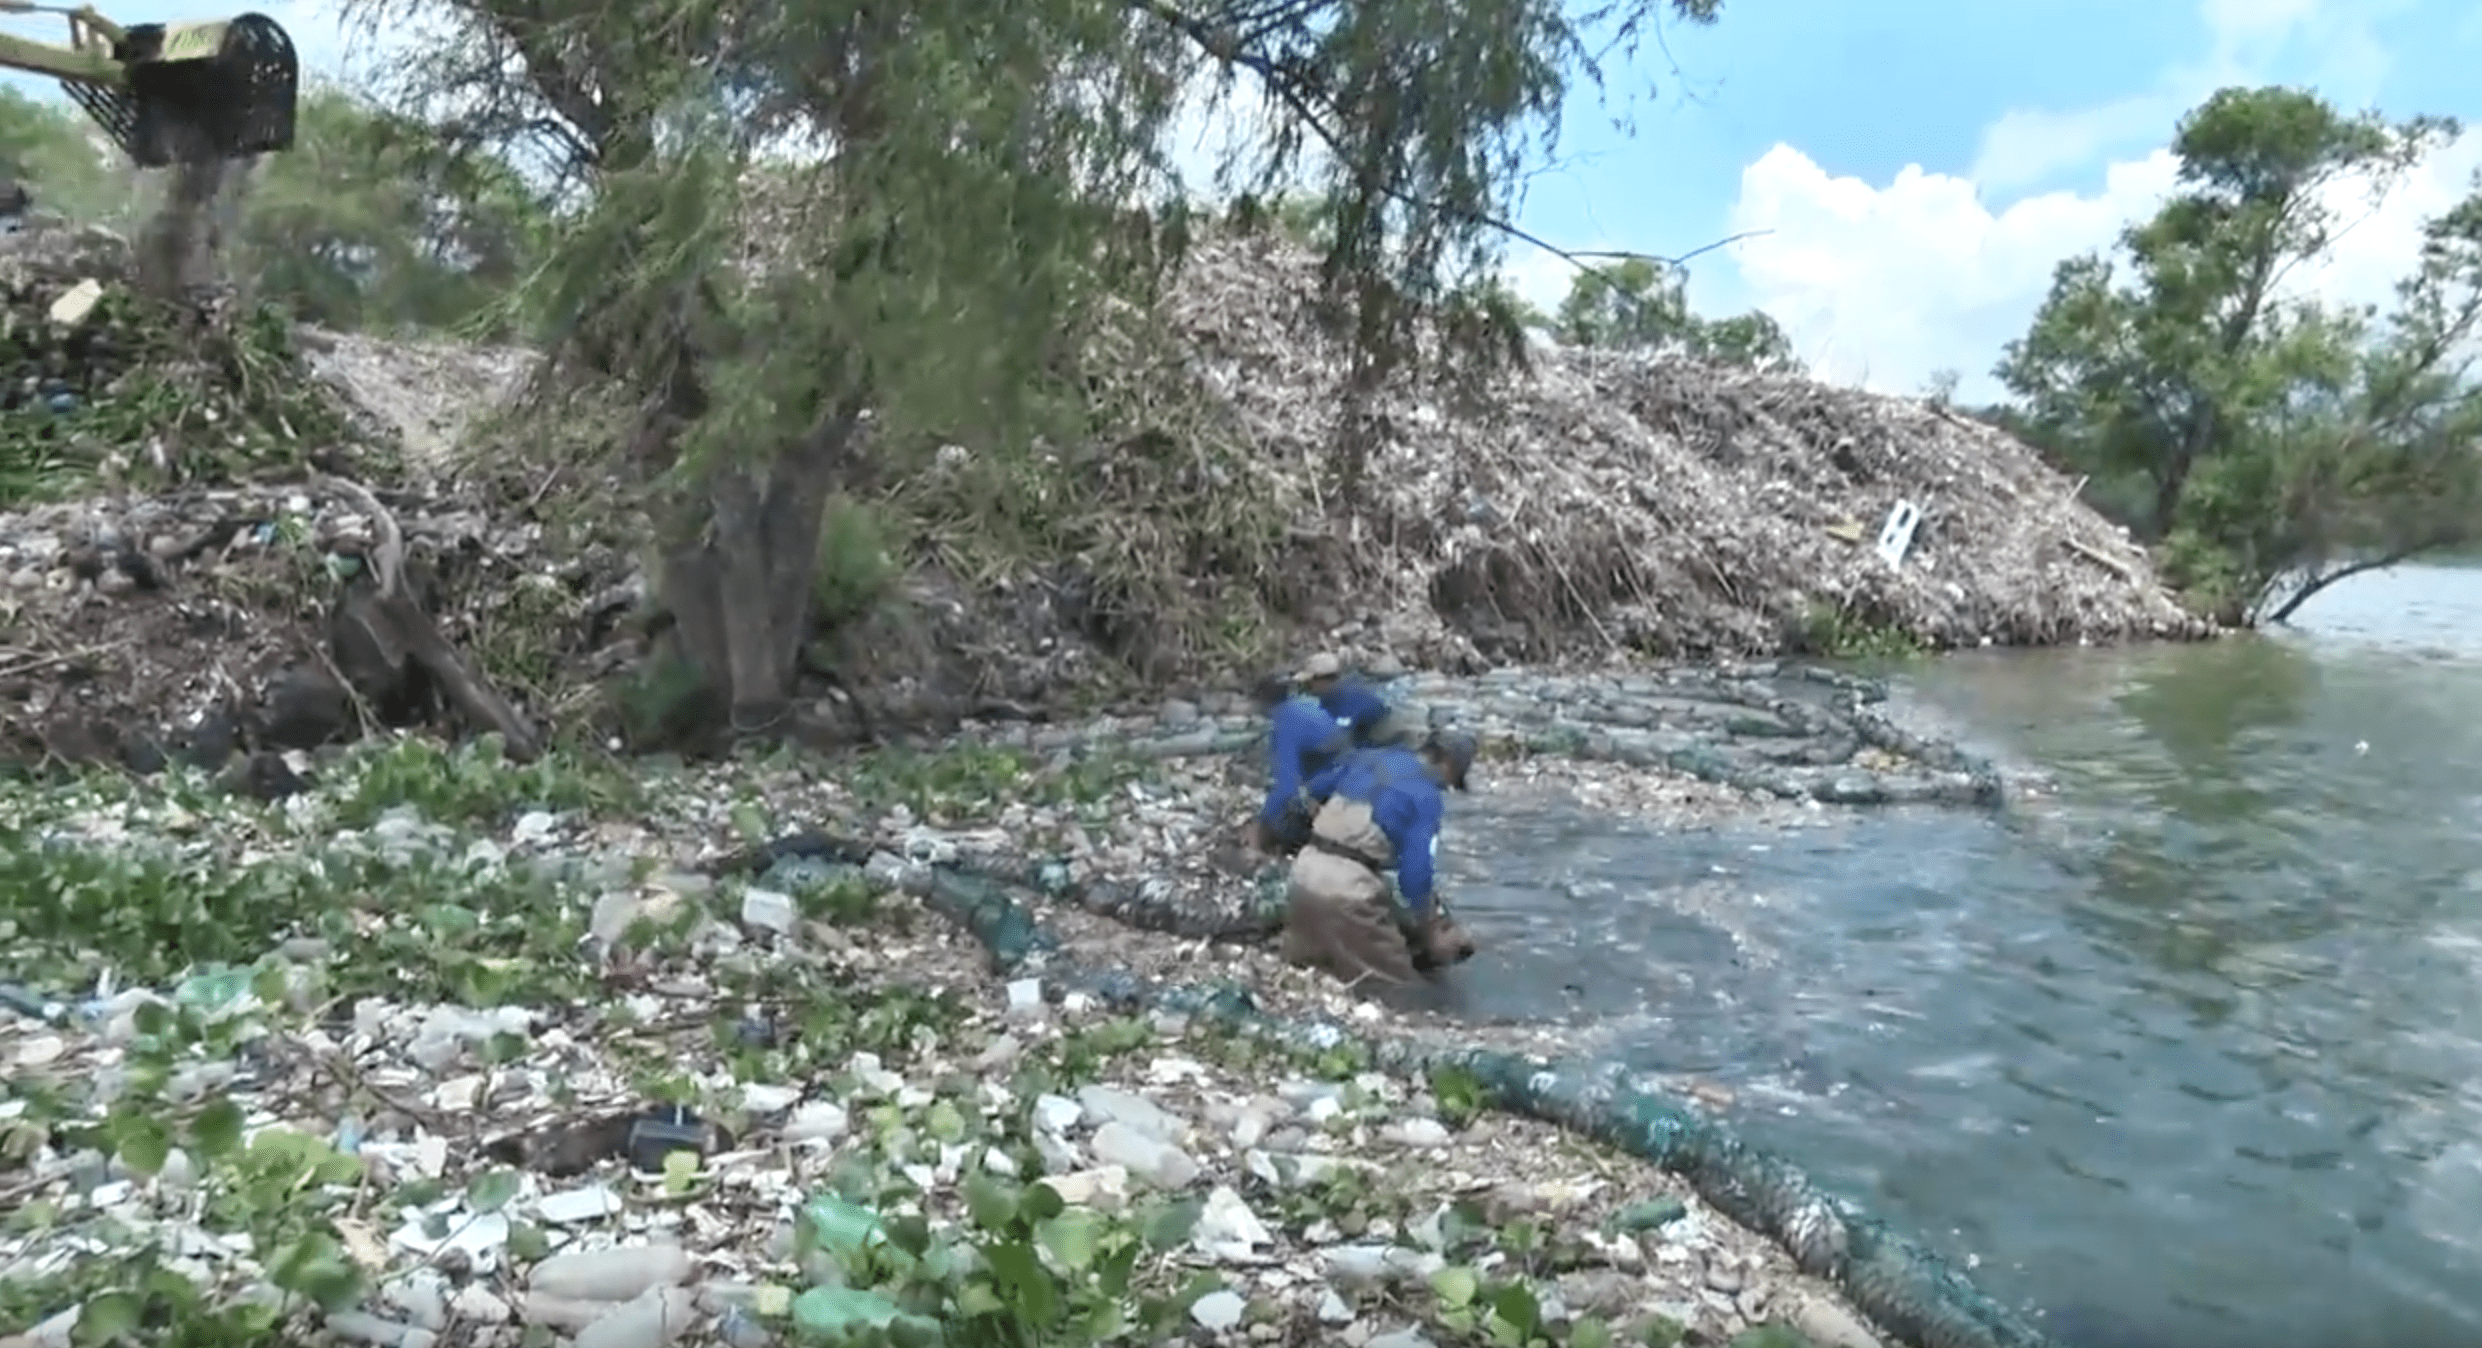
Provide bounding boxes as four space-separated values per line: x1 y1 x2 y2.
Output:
1262 697 1350 826
1301 746 1446 912
1316 677 1394 743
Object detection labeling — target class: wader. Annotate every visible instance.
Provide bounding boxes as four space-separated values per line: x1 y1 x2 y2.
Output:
1283 796 1420 987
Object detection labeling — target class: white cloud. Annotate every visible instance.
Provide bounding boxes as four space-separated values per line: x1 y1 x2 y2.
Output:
1968 0 2399 192
1969 94 2185 193
1724 125 2482 403
2199 0 2323 50
1502 243 1589 315
1725 147 2179 397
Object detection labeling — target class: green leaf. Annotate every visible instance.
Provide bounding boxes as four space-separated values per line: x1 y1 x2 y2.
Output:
662 1148 700 1193
1493 1281 1542 1333
791 1285 903 1337
981 1239 1059 1324
961 1172 1019 1231
886 1212 933 1256
189 1096 245 1159
112 1115 171 1177
1430 1264 1479 1309
268 1230 365 1310
508 1221 551 1261
1074 1297 1123 1337
250 963 290 1007
1725 1326 1816 1348
74 1291 141 1345
466 1167 521 1214
1570 1316 1616 1348
1019 1170 1066 1221
1138 1194 1201 1249
1095 1239 1140 1296
1034 1209 1102 1271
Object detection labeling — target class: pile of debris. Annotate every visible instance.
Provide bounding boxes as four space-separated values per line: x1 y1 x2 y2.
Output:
0 225 355 491
0 213 2222 774
0 222 602 776
1163 233 2214 665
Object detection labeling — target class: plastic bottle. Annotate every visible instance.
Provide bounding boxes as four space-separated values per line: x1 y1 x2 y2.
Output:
529 1243 693 1302
572 1285 699 1348
321 1311 438 1348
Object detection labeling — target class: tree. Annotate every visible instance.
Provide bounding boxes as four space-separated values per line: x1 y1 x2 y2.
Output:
340 0 1728 742
0 84 546 335
0 86 126 222
1996 86 2482 624
1546 255 1797 370
234 88 552 336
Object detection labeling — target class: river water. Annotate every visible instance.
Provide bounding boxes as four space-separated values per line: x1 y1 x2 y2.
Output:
1435 562 2482 1348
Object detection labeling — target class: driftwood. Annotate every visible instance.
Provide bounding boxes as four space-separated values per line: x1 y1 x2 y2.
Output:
319 474 542 761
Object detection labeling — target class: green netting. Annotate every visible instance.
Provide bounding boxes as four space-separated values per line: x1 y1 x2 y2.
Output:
858 861 2059 1348
1026 664 2008 810
741 662 2055 1348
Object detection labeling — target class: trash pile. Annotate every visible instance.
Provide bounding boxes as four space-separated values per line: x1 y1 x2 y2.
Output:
0 224 353 494
0 220 602 776
1160 232 2214 665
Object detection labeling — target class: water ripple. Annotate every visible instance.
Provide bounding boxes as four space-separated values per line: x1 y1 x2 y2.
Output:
1430 565 2482 1348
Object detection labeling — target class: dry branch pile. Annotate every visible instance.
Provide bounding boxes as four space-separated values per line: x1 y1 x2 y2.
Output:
1168 234 2210 663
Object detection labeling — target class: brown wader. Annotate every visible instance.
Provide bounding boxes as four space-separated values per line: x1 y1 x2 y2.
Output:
1283 796 1422 988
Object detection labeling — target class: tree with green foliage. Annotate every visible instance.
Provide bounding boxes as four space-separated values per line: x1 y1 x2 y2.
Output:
339 0 1727 743
1546 255 1797 370
1997 85 2482 625
0 85 128 222
0 83 548 335
234 88 552 337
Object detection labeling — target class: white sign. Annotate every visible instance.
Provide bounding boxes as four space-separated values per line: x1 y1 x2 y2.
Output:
1875 500 1922 570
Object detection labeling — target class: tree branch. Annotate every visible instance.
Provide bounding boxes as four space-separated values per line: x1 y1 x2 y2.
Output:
2259 540 2449 625
1127 0 1764 282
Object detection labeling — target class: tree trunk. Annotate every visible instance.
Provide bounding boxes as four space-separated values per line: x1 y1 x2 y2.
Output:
660 405 863 742
2259 546 2434 625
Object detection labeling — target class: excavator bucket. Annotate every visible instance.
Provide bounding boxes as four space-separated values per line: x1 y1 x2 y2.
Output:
59 12 297 168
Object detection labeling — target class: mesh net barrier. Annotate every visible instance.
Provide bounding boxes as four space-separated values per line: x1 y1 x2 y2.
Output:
735 663 2057 1348
743 849 2059 1348
980 664 2009 813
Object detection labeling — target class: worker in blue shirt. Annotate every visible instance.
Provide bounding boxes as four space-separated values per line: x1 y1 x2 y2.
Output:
1250 679 1352 855
1294 652 1415 748
1283 729 1480 987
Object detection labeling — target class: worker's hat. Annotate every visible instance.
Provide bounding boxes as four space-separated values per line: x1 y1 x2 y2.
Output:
1426 729 1478 792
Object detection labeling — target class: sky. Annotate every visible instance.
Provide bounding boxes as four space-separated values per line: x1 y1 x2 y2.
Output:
7 0 2482 404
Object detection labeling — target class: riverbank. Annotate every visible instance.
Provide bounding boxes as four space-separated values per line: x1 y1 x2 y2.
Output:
0 734 1908 1348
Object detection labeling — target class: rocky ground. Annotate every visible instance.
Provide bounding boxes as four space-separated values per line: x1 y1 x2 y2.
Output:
0 735 1892 1348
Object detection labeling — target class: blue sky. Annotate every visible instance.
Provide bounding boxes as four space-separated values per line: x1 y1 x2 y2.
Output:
6 0 2479 401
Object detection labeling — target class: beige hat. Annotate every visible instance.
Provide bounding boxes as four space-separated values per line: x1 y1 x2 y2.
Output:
1296 652 1343 680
